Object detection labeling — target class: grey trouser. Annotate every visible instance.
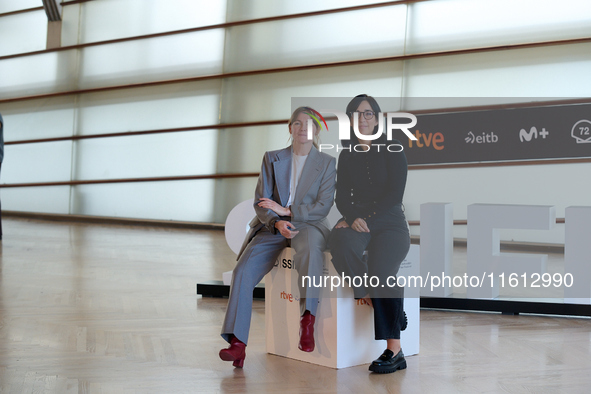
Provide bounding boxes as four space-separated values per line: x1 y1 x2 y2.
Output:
221 223 326 345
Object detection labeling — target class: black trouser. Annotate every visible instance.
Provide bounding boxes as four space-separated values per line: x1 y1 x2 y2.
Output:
328 205 410 340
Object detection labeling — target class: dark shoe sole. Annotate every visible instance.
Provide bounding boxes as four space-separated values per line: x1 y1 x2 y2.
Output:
401 311 408 331
369 359 407 374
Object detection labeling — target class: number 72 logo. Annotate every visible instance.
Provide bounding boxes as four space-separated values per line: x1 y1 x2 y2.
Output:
571 119 591 143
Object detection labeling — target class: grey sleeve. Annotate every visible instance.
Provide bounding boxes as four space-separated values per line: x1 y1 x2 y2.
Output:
290 156 336 222
252 151 281 234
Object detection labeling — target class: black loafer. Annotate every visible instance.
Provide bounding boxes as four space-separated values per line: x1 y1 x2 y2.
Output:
369 349 407 374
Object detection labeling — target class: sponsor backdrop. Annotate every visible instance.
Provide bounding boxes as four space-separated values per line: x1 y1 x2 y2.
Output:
402 103 591 165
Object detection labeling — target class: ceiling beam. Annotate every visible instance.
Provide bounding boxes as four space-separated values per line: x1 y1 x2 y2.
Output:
42 0 62 21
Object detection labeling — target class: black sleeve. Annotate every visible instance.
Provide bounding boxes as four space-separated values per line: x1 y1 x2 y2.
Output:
334 154 357 226
364 146 407 227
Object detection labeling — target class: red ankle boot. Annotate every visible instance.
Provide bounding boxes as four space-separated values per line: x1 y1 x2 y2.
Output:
299 310 315 352
219 336 246 368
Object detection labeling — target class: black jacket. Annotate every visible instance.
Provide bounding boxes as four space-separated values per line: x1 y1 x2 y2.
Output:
335 133 407 227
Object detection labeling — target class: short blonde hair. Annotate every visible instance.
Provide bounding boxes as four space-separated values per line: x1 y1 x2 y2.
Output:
288 106 321 148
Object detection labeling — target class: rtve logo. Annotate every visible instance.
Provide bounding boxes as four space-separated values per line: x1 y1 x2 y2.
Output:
407 131 444 150
519 126 549 142
280 291 299 302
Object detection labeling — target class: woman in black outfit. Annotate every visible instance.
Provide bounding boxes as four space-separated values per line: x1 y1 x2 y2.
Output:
328 94 410 374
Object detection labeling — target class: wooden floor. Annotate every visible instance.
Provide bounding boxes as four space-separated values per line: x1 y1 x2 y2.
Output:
0 217 590 393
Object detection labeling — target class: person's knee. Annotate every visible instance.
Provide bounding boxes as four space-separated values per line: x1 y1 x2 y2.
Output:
231 263 247 285
293 229 326 252
327 229 343 248
232 256 262 286
308 239 327 255
328 231 359 255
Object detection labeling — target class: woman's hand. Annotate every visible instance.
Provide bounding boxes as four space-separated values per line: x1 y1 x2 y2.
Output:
335 220 349 229
258 198 290 216
351 218 370 233
275 220 299 239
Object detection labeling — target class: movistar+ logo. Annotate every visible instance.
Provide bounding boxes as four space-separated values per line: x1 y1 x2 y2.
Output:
519 126 549 142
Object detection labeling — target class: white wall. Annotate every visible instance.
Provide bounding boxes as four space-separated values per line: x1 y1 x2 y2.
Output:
1 0 590 243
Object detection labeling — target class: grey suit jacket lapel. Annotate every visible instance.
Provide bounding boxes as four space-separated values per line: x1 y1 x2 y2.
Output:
272 147 291 207
294 146 322 205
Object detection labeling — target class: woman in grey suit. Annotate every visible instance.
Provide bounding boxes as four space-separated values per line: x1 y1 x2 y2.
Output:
219 107 336 368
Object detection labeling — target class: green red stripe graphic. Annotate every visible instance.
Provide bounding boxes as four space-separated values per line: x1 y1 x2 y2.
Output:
304 108 329 131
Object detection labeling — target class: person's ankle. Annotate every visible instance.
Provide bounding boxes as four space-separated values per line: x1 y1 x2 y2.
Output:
386 340 401 355
388 346 401 354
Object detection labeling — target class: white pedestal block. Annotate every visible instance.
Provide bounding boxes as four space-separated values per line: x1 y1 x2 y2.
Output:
564 206 591 304
420 203 453 297
265 245 420 369
222 270 233 286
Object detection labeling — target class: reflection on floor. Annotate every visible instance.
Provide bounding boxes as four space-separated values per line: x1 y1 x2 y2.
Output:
0 217 589 393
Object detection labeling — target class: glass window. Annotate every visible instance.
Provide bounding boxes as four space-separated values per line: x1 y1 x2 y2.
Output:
404 42 591 97
221 62 404 124
0 0 42 14
224 5 407 73
73 130 217 181
406 0 591 54
226 0 404 21
78 30 224 88
76 80 221 135
71 180 216 222
0 11 47 57
75 0 226 43
0 51 79 99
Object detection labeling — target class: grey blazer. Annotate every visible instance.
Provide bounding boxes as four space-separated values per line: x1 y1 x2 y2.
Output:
237 145 337 259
